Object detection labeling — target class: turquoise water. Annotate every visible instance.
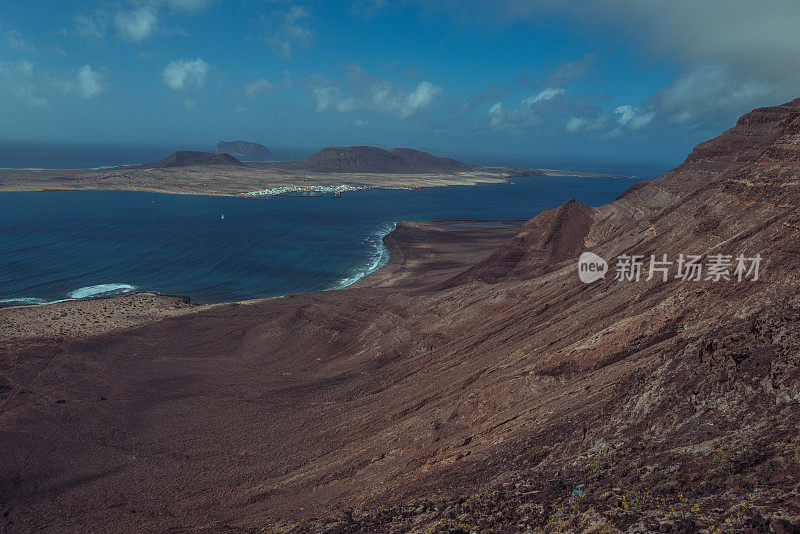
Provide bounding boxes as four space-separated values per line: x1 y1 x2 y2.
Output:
0 176 643 305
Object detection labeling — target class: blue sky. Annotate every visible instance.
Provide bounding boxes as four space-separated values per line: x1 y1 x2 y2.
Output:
2 1 800 172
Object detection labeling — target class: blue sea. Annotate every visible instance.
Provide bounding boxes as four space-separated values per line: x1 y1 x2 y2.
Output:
0 176 643 306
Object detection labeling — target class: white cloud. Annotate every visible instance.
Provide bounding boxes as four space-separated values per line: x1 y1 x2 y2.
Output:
312 86 357 113
310 66 442 119
115 7 157 42
265 6 313 58
162 58 208 92
403 81 442 116
488 87 565 131
614 105 635 126
2 60 110 106
77 65 106 98
488 102 506 129
243 78 275 96
566 116 605 134
614 104 653 129
353 118 369 126
462 1 800 126
0 60 50 107
359 79 441 118
653 66 779 124
565 105 653 136
521 87 564 108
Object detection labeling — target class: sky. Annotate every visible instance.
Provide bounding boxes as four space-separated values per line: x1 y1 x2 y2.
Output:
2 0 800 173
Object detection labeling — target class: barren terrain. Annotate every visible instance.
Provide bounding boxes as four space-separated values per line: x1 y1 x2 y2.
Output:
2 99 800 532
0 160 619 197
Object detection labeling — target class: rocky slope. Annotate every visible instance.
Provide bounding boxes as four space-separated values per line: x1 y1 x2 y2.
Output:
215 141 271 156
289 146 476 173
2 99 800 533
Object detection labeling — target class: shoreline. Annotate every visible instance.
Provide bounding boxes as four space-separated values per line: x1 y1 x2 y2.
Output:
0 164 627 198
0 220 398 313
0 219 522 340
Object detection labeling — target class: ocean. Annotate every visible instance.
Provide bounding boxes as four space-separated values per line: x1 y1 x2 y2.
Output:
0 176 643 306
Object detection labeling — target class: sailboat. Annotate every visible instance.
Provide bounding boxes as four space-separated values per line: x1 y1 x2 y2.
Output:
220 213 225 220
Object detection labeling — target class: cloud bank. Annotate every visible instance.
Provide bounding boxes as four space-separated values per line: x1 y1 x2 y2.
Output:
457 0 800 127
311 65 441 119
114 7 157 42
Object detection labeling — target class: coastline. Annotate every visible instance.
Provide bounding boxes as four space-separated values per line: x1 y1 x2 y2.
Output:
0 163 625 198
0 219 521 341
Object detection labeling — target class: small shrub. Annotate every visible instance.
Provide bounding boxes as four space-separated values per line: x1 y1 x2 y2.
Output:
547 494 587 525
463 487 494 511
711 441 764 476
581 449 617 476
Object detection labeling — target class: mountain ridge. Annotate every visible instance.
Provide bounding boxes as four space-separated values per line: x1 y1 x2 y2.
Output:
289 146 476 173
3 98 800 532
142 150 244 168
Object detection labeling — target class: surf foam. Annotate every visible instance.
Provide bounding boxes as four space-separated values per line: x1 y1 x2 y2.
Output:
329 223 396 290
68 283 137 299
0 283 138 307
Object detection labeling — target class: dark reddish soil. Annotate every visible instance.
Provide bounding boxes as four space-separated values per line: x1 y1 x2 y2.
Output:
3 99 800 533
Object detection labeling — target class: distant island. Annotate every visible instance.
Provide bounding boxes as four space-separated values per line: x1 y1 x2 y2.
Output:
291 146 475 173
0 144 619 197
142 151 244 168
5 99 800 532
215 141 271 156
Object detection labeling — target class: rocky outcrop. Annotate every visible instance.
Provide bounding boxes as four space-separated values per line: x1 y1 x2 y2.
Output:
446 199 595 285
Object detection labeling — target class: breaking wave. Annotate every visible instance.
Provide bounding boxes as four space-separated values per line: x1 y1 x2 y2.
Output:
329 223 396 290
67 283 137 299
0 283 137 307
